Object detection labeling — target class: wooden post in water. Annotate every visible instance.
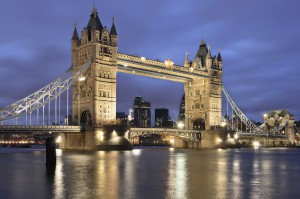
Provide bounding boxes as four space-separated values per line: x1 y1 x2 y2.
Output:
45 137 56 171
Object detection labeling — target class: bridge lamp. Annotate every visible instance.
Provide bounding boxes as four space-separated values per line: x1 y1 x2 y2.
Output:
79 76 86 82
221 122 227 127
217 138 222 143
141 57 146 62
253 141 260 149
177 122 185 129
263 113 268 118
234 133 239 140
164 59 174 68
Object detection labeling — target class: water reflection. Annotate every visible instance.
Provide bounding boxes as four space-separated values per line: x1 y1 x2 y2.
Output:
39 148 300 199
167 151 188 199
53 149 64 199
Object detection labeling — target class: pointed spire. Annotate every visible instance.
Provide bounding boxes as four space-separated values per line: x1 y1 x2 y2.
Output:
110 16 117 35
72 22 79 40
200 37 206 46
184 51 189 67
91 4 97 15
87 5 103 40
217 48 222 62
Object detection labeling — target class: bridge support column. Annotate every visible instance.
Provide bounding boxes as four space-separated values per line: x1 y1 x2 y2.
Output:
59 125 132 151
45 137 56 171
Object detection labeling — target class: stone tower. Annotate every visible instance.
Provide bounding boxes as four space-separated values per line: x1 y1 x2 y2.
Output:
71 7 117 126
184 39 223 130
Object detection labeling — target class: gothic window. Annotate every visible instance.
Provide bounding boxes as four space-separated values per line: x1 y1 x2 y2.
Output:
99 90 102 97
195 89 200 95
201 104 204 109
103 47 109 54
107 72 110 79
103 91 106 97
104 72 106 78
195 103 200 109
107 91 110 98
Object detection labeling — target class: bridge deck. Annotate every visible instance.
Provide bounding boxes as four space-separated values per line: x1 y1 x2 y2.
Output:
117 53 209 83
0 125 81 133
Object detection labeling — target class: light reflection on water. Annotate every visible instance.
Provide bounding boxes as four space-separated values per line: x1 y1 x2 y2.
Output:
1 147 300 199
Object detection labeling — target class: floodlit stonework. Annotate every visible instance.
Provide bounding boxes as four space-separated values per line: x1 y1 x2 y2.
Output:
71 7 223 130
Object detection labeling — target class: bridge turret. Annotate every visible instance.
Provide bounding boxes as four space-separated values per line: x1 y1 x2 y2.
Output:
184 38 222 131
71 6 117 127
217 49 222 70
110 17 118 61
87 6 103 41
71 23 79 67
184 51 189 68
110 17 118 42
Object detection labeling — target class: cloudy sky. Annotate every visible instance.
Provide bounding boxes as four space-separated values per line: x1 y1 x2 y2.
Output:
0 0 299 123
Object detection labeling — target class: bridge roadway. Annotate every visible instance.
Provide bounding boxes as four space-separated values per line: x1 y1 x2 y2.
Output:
117 53 209 83
130 128 201 141
0 125 81 133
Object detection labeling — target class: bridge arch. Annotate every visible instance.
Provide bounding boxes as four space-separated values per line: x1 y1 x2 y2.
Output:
193 118 205 130
80 110 92 126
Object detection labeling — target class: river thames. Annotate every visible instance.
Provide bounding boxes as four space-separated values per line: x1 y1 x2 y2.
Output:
0 146 300 199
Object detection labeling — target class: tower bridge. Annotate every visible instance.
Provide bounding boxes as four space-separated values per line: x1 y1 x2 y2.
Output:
0 6 296 149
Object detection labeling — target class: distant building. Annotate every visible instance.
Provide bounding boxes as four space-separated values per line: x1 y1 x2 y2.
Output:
178 94 185 122
133 96 151 127
155 108 174 128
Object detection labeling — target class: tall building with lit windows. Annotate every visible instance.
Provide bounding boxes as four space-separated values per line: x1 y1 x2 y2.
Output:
133 96 151 128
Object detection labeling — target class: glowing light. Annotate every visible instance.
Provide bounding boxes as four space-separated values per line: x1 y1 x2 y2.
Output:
164 59 174 68
79 76 86 81
169 147 175 152
234 133 239 140
124 131 129 138
56 136 61 144
98 131 104 142
112 130 118 138
177 122 185 129
124 64 128 67
170 138 175 145
253 141 260 149
221 122 227 127
217 138 222 143
141 57 146 62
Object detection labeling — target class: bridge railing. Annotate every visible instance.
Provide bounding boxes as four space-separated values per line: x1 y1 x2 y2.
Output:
0 125 81 133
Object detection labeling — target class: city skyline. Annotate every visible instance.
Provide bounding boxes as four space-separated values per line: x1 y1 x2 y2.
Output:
0 1 299 123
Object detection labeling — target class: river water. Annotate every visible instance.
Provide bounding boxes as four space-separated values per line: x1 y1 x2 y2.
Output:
1 146 300 199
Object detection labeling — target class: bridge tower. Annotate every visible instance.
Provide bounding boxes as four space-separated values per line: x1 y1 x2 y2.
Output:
71 7 117 126
184 39 222 130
